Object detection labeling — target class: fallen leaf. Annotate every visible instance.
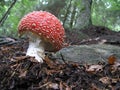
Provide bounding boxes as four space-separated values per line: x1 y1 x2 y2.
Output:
99 77 111 84
60 81 63 90
66 86 72 90
108 55 116 65
114 61 120 68
48 83 59 89
111 78 119 84
5 37 15 42
19 70 27 78
91 83 100 90
46 69 60 75
86 64 103 73
44 56 56 69
13 56 29 62
110 61 120 73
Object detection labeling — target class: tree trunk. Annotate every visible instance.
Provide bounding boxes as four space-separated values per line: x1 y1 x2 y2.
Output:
63 0 72 27
75 0 92 29
70 4 76 28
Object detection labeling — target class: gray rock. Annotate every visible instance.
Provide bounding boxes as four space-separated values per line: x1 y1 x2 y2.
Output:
55 44 120 64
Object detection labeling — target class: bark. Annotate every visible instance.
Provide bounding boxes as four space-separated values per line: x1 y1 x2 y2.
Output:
75 0 92 29
63 0 72 27
70 4 77 28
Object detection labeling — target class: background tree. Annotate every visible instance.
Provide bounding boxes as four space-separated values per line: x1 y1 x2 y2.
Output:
92 0 120 31
36 0 66 17
74 0 92 29
0 0 120 37
0 0 38 36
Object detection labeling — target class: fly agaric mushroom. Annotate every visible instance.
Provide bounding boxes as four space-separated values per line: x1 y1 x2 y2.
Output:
18 11 65 62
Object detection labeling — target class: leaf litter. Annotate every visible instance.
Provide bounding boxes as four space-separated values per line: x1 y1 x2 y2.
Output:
0 38 120 90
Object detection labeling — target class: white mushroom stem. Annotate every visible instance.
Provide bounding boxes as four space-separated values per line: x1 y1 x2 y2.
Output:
26 33 45 62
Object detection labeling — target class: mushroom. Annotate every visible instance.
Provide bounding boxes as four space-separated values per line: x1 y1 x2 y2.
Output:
18 11 65 62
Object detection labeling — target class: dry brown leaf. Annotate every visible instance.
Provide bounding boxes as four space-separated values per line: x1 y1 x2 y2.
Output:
47 83 59 89
110 61 120 73
6 37 15 42
12 56 38 63
99 77 111 84
19 70 27 78
66 86 72 90
1 47 9 53
91 83 101 90
60 81 63 90
114 61 120 68
46 69 60 75
13 56 29 62
86 64 103 73
111 78 119 84
44 56 56 69
59 81 72 90
108 55 116 65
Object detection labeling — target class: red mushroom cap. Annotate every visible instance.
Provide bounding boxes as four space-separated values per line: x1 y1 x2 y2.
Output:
18 11 65 52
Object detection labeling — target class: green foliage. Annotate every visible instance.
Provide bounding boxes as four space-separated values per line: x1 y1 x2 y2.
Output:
0 0 120 37
0 0 38 37
92 0 120 31
0 0 11 19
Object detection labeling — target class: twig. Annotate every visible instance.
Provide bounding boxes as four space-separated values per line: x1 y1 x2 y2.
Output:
32 82 51 89
0 0 17 26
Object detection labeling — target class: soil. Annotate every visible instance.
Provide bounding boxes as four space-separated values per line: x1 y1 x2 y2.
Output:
0 25 120 90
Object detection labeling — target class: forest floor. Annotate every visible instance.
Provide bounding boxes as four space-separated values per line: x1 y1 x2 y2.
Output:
0 26 120 90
